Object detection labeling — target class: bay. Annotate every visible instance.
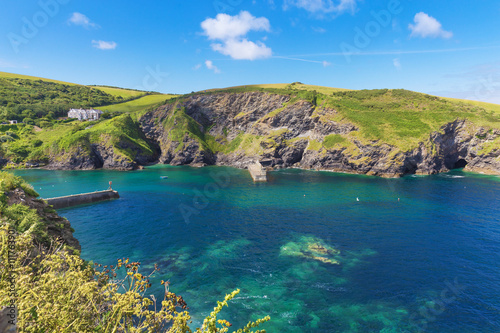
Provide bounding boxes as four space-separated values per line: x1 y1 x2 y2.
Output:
13 166 500 332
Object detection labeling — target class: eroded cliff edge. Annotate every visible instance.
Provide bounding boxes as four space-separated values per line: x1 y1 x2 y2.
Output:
137 91 500 177
30 90 500 177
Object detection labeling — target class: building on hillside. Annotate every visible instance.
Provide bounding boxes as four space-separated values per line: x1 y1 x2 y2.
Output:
9 120 18 124
68 108 103 121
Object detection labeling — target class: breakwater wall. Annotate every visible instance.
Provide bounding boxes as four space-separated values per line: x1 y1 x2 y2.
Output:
45 190 120 209
248 163 267 182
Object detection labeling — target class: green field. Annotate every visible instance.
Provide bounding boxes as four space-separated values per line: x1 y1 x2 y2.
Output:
0 71 77 85
101 94 177 114
440 96 500 114
0 71 148 100
91 86 146 99
204 82 351 95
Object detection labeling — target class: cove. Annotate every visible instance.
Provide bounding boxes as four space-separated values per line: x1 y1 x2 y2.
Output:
13 166 500 332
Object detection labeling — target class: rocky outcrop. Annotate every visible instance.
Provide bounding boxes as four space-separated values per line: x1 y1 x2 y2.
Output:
140 92 500 177
5 187 81 253
22 91 497 177
45 140 157 171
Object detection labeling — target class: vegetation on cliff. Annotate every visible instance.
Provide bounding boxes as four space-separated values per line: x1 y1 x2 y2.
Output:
1 114 158 168
0 172 270 332
170 86 499 153
0 71 499 176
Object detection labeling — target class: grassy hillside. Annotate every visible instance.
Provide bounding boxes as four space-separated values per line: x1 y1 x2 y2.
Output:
166 86 500 156
0 72 156 125
1 72 499 169
0 77 120 124
0 71 148 97
102 93 177 116
204 82 350 95
0 71 78 85
320 89 499 150
90 85 146 99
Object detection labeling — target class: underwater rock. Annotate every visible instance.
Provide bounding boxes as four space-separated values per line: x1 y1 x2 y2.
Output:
280 236 341 265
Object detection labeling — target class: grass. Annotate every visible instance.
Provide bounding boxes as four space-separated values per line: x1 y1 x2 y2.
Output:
322 89 500 151
438 97 500 114
323 134 348 149
156 86 500 160
0 114 155 166
204 82 351 95
91 86 146 99
53 114 156 161
102 94 177 114
0 71 150 99
0 71 77 85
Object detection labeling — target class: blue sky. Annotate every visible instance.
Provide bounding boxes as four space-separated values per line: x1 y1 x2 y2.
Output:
1 0 500 103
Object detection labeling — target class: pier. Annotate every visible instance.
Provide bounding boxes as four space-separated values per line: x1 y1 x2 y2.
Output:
45 190 120 209
248 162 267 182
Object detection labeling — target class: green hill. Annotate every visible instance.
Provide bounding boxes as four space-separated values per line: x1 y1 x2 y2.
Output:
0 72 499 176
0 72 159 125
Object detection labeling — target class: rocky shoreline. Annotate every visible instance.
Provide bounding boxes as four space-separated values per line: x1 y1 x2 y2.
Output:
13 92 500 177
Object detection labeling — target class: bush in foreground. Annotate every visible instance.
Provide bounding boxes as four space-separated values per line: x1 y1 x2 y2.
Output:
0 172 269 332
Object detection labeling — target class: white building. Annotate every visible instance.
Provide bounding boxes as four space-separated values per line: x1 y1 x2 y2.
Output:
68 108 103 121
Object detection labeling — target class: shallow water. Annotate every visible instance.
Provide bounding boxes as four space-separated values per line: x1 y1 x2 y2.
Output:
14 166 500 332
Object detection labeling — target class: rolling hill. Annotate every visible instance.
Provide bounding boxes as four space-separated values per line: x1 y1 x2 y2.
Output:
0 72 499 176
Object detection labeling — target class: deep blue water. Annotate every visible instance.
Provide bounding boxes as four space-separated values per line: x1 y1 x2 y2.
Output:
13 166 500 332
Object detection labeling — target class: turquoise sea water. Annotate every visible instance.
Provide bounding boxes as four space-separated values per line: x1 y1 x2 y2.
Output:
13 166 500 332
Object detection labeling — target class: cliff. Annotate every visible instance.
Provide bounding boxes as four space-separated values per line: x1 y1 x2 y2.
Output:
138 90 500 177
43 114 158 171
2 86 499 177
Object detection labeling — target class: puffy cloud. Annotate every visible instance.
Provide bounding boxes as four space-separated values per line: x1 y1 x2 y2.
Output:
68 12 99 29
409 12 453 39
284 0 357 15
201 11 270 40
211 39 272 60
205 60 220 73
92 40 117 50
201 11 272 60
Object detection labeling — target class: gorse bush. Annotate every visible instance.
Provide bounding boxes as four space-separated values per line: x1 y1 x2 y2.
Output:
0 226 270 332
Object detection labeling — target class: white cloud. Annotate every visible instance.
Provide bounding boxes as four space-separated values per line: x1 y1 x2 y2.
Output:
205 60 221 73
193 63 202 70
68 12 99 29
201 11 270 40
409 12 453 39
92 40 117 50
393 58 401 70
212 39 272 60
201 11 272 61
284 0 357 15
322 60 331 67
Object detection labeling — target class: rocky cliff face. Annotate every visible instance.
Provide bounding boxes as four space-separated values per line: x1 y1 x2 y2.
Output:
139 92 500 177
46 141 154 171
31 91 499 177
